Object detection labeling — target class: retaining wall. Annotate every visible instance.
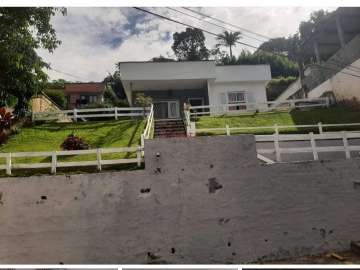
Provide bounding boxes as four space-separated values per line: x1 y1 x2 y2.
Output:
0 135 360 264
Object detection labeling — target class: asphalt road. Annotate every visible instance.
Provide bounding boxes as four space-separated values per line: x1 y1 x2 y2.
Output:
257 138 360 162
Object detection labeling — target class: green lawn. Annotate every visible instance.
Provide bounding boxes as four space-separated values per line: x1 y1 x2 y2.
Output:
0 119 144 175
195 107 360 135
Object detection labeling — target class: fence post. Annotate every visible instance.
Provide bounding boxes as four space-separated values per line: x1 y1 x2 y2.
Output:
318 122 323 134
190 122 196 137
342 131 350 159
290 100 296 109
274 123 279 135
309 132 319 161
96 148 102 171
226 124 230 136
274 128 281 162
6 153 11 175
51 152 57 174
137 146 142 167
325 97 330 108
73 108 78 122
115 107 118 120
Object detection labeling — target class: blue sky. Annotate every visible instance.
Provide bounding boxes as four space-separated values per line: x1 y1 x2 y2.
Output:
38 7 336 82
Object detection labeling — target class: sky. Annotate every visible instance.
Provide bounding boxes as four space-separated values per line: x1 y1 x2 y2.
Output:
38 7 337 82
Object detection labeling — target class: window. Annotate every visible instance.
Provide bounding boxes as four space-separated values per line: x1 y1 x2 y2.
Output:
89 95 97 103
227 91 247 111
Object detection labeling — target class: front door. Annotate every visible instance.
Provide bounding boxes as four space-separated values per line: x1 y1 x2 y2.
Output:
153 100 180 119
168 101 180 118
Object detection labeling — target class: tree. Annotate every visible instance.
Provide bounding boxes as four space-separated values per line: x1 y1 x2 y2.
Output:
214 49 298 78
172 28 209 61
257 37 290 55
103 71 127 100
216 31 241 58
151 55 175 62
0 7 66 116
135 93 153 118
299 9 330 40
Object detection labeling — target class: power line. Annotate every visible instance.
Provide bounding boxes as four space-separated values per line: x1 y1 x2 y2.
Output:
50 67 85 81
165 7 265 43
182 7 271 41
134 7 360 81
134 7 262 51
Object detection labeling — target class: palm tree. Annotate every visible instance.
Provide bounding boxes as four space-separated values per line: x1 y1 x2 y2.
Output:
216 31 242 58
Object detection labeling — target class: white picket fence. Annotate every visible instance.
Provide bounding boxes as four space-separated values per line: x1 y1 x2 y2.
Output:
0 146 143 176
194 122 360 136
32 106 150 122
256 131 360 163
141 104 154 149
189 97 330 117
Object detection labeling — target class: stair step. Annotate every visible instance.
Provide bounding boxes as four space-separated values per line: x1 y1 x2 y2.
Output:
156 134 187 138
155 127 185 131
153 119 186 138
155 122 184 127
155 132 186 136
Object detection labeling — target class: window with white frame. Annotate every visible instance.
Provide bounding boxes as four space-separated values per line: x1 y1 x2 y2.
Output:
227 91 247 111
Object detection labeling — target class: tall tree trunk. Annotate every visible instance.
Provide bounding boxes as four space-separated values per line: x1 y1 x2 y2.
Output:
297 60 307 98
229 45 232 58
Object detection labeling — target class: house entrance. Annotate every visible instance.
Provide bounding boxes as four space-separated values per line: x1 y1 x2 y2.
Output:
153 100 180 119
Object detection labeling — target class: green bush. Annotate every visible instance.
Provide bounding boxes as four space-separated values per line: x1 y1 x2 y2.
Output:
266 76 297 101
43 89 67 109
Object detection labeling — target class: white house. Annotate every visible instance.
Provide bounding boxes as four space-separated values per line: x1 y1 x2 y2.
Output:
119 61 271 119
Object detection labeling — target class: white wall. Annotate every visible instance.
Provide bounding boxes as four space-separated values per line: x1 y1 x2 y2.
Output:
119 61 216 81
309 58 360 100
215 65 271 82
207 81 268 113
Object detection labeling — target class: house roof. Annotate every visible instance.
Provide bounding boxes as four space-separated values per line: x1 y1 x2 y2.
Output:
64 83 105 94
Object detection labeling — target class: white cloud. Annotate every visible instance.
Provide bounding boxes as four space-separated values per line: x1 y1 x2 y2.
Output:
38 6 337 82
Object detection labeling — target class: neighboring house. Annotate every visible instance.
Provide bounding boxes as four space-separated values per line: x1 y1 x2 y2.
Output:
118 61 271 119
64 83 105 109
30 93 61 113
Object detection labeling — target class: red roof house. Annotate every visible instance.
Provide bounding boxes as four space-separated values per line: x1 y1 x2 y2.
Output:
64 83 106 109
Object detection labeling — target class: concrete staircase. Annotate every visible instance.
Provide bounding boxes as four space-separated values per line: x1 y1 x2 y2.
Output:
154 119 187 138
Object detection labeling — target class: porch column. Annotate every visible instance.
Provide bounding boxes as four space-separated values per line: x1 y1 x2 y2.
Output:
313 41 321 64
335 14 346 48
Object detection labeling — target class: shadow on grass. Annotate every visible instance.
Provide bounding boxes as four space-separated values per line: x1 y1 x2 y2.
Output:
92 120 141 147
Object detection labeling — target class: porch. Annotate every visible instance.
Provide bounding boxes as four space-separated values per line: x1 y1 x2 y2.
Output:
132 88 209 119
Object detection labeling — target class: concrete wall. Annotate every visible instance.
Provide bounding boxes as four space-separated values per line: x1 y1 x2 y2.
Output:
30 95 60 113
304 34 360 92
0 136 360 264
308 58 360 101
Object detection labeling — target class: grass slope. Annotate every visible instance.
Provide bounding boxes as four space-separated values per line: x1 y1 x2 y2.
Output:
0 119 144 175
195 107 360 135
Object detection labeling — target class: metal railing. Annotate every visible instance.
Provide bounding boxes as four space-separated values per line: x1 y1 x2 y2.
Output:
141 104 154 149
